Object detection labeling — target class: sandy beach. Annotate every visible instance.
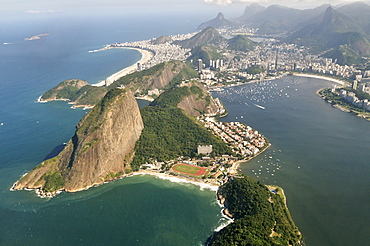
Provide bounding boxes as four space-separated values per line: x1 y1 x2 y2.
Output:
293 73 347 85
133 170 220 191
102 47 153 86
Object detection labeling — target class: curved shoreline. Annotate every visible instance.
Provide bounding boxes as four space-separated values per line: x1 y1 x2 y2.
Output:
101 47 154 86
292 73 347 85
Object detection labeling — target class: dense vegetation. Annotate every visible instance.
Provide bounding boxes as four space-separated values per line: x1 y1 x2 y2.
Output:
109 62 166 91
228 35 257 52
76 88 125 136
174 27 226 49
42 80 84 100
165 62 199 89
319 88 370 120
343 87 370 101
246 65 265 75
68 85 108 106
207 176 301 246
43 171 64 193
286 7 370 65
41 80 108 107
26 156 65 193
150 84 206 108
109 61 197 94
131 106 231 170
41 61 197 106
188 46 223 67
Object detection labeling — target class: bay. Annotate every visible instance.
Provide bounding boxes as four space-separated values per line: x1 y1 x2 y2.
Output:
213 76 370 246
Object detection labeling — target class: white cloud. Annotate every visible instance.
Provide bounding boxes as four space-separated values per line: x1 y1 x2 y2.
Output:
25 9 63 14
204 0 233 6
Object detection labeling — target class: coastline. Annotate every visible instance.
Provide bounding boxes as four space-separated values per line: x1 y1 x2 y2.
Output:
133 170 219 191
293 73 347 85
101 47 154 86
317 87 370 121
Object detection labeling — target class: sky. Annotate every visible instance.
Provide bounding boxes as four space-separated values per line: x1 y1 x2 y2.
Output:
0 0 367 16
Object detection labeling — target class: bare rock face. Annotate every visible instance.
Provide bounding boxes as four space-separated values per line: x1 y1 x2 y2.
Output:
145 61 189 90
177 82 219 117
13 88 144 195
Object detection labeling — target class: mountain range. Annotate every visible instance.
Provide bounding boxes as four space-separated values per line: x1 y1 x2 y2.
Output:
197 12 234 30
197 1 370 65
176 27 257 52
286 5 370 64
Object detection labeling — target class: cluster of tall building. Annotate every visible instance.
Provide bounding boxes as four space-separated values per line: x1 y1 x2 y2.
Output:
108 34 191 71
338 89 370 111
225 41 362 79
203 120 267 157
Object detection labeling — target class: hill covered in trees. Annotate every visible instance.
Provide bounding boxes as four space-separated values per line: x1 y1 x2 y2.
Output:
40 61 198 107
207 176 301 245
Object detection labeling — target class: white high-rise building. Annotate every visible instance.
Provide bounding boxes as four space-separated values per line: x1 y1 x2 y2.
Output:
198 59 203 72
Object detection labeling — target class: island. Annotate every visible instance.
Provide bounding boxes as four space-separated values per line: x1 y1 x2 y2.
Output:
25 33 49 41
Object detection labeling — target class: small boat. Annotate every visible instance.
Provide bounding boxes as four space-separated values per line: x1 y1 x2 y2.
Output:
254 104 265 110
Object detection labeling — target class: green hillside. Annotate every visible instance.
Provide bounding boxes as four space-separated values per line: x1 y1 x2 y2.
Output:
40 61 198 107
131 106 231 170
207 176 301 245
188 46 223 67
228 35 257 52
287 6 370 65
337 2 370 34
175 27 226 49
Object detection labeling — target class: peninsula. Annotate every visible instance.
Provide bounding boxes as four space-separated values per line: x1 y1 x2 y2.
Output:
13 88 144 196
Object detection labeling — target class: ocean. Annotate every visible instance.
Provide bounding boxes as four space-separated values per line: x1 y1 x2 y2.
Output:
0 9 369 246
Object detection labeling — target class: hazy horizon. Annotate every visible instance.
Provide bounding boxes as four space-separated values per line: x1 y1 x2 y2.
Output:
1 0 369 17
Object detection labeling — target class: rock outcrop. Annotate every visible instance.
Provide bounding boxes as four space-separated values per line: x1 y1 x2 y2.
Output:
40 79 89 101
40 79 108 107
177 81 219 117
197 12 233 30
111 61 198 93
13 88 144 196
174 27 226 49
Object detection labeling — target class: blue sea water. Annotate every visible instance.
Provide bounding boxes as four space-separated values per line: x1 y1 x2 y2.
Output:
0 11 227 245
1 9 369 246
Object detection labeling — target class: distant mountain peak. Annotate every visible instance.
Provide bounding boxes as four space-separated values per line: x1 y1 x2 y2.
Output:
174 27 226 49
216 12 225 20
197 12 233 30
239 3 266 21
322 6 335 23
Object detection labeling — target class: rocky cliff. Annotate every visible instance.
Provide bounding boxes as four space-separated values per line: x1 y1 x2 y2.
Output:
197 12 233 30
40 79 89 101
150 81 220 117
110 61 198 93
40 79 108 107
177 81 219 117
40 61 197 108
174 27 226 49
13 88 144 196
